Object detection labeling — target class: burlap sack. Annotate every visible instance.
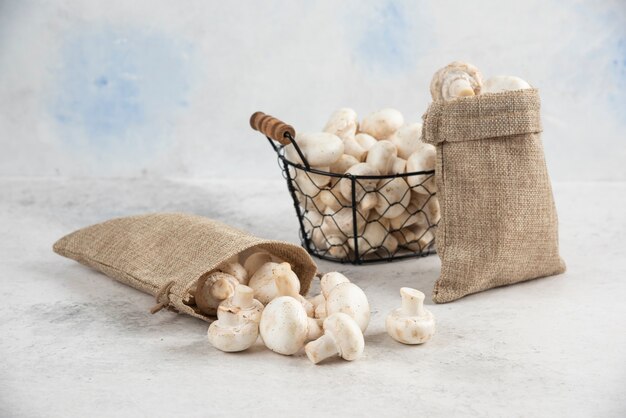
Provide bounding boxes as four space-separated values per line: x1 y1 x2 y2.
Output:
53 213 318 321
422 89 566 303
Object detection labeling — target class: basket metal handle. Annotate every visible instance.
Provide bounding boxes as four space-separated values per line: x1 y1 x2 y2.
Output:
250 111 310 169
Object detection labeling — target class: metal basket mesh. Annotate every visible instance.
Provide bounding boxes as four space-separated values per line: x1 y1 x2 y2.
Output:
269 136 439 264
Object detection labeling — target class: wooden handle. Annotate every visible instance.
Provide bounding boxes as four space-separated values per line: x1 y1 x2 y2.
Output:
250 111 295 145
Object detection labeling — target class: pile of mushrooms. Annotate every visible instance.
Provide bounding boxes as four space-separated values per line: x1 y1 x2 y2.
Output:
287 107 440 260
206 60 534 359
200 250 369 364
430 61 531 101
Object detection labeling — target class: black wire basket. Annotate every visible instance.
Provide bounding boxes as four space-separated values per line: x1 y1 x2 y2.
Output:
251 111 439 264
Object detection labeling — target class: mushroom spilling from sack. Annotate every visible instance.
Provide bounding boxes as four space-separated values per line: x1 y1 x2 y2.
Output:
204 252 368 365
284 106 441 262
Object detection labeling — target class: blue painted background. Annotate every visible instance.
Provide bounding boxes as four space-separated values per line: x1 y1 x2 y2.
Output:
0 0 624 179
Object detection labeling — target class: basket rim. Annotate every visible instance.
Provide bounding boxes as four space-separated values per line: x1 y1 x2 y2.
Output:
275 144 435 180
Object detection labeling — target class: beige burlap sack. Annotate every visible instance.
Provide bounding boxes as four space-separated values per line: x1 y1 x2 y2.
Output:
53 213 317 321
422 89 566 303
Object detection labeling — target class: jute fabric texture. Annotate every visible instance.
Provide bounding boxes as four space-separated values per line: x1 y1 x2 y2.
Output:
53 213 317 321
422 89 566 303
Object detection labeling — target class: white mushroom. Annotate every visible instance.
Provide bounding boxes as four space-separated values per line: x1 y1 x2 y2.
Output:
325 282 370 332
321 205 368 239
343 137 368 162
374 177 411 219
305 313 364 364
406 145 436 192
482 75 531 94
339 163 380 211
390 157 406 174
314 301 327 319
217 259 248 285
317 209 363 260
259 296 323 355
207 304 259 352
242 251 273 278
323 108 358 141
274 262 314 316
365 140 397 175
355 133 378 152
284 132 344 166
220 284 264 324
378 232 398 256
303 210 326 250
195 272 240 315
389 123 423 159
391 228 417 246
404 227 436 252
386 287 435 345
307 293 326 310
360 108 404 140
423 196 441 225
296 189 327 213
248 261 300 304
348 219 394 256
330 154 360 174
389 203 427 230
430 61 483 101
320 272 350 299
319 182 349 211
325 235 350 259
289 166 331 196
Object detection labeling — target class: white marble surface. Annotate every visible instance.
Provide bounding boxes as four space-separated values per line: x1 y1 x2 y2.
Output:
0 178 624 417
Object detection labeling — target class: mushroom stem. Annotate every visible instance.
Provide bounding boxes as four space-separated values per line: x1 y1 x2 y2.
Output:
306 317 323 341
401 287 425 317
305 334 338 364
232 285 254 309
449 78 475 97
274 263 299 297
218 308 239 328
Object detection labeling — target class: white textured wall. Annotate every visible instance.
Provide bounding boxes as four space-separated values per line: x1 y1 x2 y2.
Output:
0 0 624 180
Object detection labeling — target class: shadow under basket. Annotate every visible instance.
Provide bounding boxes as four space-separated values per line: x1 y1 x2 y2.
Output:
251 111 439 265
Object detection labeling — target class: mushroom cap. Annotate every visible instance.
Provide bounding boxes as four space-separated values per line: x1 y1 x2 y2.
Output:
385 308 435 345
430 61 483 101
348 220 388 256
217 261 248 285
259 296 309 355
406 145 436 189
323 108 358 141
248 261 288 304
322 313 365 361
195 272 238 315
330 153 360 173
365 140 398 175
325 282 370 332
320 272 350 299
360 108 404 140
207 309 259 352
339 163 380 202
389 123 423 160
285 132 344 167
482 75 531 94
375 177 411 219
314 300 327 319
242 251 273 278
355 133 378 151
